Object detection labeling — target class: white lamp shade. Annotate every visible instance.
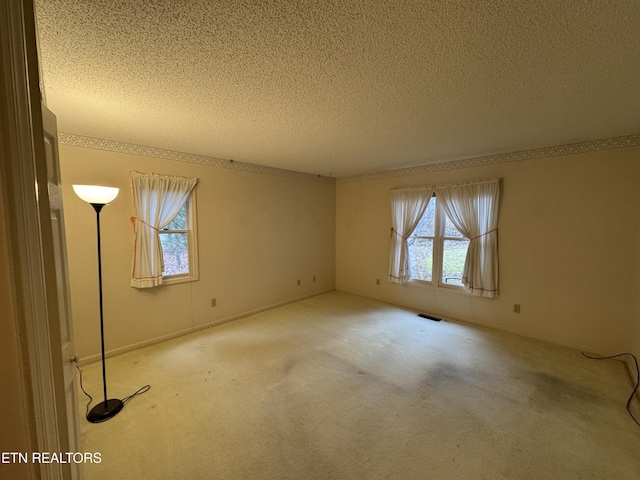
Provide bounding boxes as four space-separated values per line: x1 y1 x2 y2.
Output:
72 185 120 205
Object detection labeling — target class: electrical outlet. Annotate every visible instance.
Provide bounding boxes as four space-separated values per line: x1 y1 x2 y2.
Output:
513 304 521 313
211 298 217 307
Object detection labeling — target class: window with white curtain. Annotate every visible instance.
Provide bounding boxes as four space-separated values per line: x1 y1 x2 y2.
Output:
130 171 198 288
408 194 470 288
389 178 500 298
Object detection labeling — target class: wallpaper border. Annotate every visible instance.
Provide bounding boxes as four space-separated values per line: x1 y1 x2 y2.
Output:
337 134 640 183
57 133 336 184
58 132 640 185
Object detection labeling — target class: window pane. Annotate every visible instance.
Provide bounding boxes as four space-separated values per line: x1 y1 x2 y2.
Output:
441 239 469 287
159 232 189 276
408 238 433 281
164 205 187 230
444 214 464 238
413 198 436 236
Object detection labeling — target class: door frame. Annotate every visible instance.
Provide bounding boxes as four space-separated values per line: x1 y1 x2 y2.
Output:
1 0 75 479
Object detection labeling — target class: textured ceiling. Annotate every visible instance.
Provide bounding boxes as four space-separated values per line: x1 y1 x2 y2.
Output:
35 0 640 178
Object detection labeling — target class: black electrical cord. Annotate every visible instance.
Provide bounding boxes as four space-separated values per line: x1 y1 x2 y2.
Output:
76 363 150 420
122 384 151 405
581 352 640 428
76 364 94 419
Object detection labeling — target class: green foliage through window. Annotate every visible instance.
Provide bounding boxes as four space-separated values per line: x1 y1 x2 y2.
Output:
160 204 189 276
408 196 469 287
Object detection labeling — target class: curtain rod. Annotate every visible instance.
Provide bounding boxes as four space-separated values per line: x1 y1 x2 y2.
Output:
391 177 500 192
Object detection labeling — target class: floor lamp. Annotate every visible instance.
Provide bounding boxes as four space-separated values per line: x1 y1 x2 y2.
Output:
73 184 123 423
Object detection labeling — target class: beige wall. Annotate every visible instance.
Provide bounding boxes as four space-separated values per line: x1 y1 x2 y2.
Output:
61 142 640 364
60 145 335 362
336 146 640 357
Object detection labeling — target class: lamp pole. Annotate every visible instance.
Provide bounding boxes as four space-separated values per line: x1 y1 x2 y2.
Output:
73 185 123 423
87 202 123 423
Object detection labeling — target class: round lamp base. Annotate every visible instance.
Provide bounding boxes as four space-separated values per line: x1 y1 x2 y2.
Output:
87 399 124 423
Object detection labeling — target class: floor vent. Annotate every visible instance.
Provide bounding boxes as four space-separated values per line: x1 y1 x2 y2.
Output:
417 313 441 322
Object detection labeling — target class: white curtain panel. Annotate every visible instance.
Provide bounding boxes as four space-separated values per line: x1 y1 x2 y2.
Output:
130 171 197 288
436 178 500 298
388 186 433 284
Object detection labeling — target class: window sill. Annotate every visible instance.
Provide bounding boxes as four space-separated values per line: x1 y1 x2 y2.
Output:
407 279 469 295
161 273 199 286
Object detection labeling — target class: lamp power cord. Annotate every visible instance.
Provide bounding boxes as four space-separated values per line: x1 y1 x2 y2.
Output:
581 352 640 428
75 363 150 421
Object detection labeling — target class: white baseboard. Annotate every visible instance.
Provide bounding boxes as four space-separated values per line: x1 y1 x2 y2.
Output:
344 289 628 358
79 288 335 365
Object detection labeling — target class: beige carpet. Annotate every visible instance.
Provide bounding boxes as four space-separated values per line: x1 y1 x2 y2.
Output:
78 291 640 479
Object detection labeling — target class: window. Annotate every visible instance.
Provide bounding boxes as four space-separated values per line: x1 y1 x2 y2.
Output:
130 171 198 288
158 197 198 283
408 195 470 288
389 179 499 298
